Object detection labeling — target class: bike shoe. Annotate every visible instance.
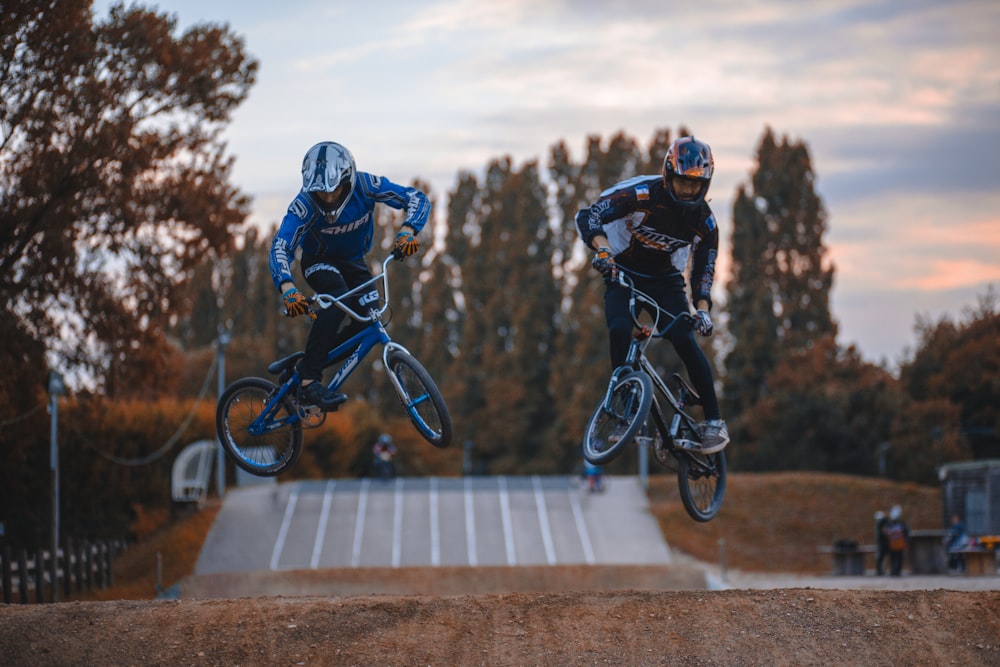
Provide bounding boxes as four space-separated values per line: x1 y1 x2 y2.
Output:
299 382 348 411
697 419 730 454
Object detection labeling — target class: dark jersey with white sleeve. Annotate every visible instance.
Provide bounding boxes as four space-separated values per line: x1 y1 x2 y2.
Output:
576 174 718 309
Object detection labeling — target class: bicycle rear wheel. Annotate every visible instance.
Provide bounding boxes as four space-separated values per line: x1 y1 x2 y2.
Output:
385 350 452 448
216 377 302 477
676 427 727 522
583 371 653 465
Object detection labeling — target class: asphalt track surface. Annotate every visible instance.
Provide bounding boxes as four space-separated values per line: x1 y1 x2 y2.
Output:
196 475 672 575
193 474 999 596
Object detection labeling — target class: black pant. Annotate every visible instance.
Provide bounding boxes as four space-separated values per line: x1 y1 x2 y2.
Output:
889 549 905 576
297 256 374 381
603 272 721 420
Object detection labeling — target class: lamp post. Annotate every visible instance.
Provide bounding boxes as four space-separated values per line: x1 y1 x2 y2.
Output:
216 329 231 497
47 371 65 602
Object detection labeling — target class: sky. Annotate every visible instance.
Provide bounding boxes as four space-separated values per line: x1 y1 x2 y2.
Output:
96 0 1000 366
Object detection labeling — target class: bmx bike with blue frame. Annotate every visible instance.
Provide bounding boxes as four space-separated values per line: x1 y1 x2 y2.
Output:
215 254 452 476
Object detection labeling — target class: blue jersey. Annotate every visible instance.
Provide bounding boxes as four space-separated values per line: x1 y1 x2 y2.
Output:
269 171 431 289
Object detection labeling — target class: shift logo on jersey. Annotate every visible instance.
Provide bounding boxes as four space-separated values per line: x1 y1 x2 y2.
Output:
359 290 379 306
406 192 422 218
321 214 370 235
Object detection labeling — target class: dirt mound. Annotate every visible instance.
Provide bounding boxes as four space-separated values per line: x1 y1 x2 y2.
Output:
3 587 999 666
179 564 708 598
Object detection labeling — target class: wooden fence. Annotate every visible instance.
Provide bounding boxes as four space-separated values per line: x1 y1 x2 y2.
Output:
0 539 126 604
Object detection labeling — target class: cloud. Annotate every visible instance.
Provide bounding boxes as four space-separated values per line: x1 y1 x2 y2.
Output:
91 0 1000 363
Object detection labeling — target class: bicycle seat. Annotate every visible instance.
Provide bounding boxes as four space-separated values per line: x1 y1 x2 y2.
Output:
672 373 702 406
268 352 304 375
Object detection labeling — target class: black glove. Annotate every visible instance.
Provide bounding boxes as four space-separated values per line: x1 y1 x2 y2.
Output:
693 309 713 336
591 247 618 279
394 228 419 258
282 287 315 320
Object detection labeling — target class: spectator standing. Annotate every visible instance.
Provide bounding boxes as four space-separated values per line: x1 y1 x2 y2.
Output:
945 513 968 574
884 505 909 577
874 510 889 575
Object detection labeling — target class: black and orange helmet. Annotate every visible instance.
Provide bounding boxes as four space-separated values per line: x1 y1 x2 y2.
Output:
662 136 714 208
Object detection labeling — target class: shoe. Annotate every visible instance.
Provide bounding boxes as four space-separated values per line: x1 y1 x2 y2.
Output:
299 382 347 411
697 419 729 454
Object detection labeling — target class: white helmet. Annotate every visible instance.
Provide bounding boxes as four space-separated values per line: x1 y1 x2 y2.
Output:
301 141 356 215
889 505 902 520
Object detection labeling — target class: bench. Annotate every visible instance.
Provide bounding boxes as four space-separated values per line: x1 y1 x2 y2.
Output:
948 548 998 576
818 544 877 576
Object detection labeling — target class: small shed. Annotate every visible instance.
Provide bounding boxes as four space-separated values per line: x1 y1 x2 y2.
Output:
171 439 217 503
938 459 1000 535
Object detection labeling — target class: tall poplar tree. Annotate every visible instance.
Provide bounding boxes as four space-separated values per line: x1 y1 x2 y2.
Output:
724 127 836 421
454 158 559 471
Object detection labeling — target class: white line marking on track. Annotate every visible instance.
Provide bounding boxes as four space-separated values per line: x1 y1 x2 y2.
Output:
351 478 370 567
430 477 440 566
392 477 404 567
533 475 557 565
570 484 595 565
270 486 298 571
464 476 477 566
498 476 516 565
311 480 335 569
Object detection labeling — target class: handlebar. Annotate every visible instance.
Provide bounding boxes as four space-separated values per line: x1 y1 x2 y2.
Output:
309 254 401 322
612 271 695 338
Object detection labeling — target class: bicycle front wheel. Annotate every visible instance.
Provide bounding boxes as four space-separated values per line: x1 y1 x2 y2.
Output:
216 377 302 477
385 350 452 448
583 371 653 465
677 446 727 522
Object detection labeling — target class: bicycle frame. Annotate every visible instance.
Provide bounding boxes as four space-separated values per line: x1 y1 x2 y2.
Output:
246 255 414 435
583 271 725 520
598 273 703 447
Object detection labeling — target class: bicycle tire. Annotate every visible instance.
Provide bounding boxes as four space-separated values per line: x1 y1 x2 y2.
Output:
215 377 303 477
582 371 653 465
677 442 727 522
385 350 452 448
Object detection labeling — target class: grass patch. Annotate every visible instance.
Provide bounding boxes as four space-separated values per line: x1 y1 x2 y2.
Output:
70 501 220 601
649 471 941 573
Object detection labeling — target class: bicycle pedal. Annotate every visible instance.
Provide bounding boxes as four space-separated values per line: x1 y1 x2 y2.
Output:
302 405 323 418
674 438 701 451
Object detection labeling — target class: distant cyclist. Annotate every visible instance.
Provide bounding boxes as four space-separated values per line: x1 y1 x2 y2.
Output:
269 141 430 410
373 433 398 480
575 136 728 454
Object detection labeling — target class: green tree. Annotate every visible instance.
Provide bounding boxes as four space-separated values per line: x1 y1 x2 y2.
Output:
723 183 779 418
724 127 836 424
900 288 1000 459
734 338 905 475
456 158 559 472
0 2 257 397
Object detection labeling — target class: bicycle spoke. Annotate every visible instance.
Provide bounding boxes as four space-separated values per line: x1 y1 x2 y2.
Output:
216 378 302 477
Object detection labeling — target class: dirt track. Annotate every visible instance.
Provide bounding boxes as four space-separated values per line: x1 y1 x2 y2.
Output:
2 567 999 666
